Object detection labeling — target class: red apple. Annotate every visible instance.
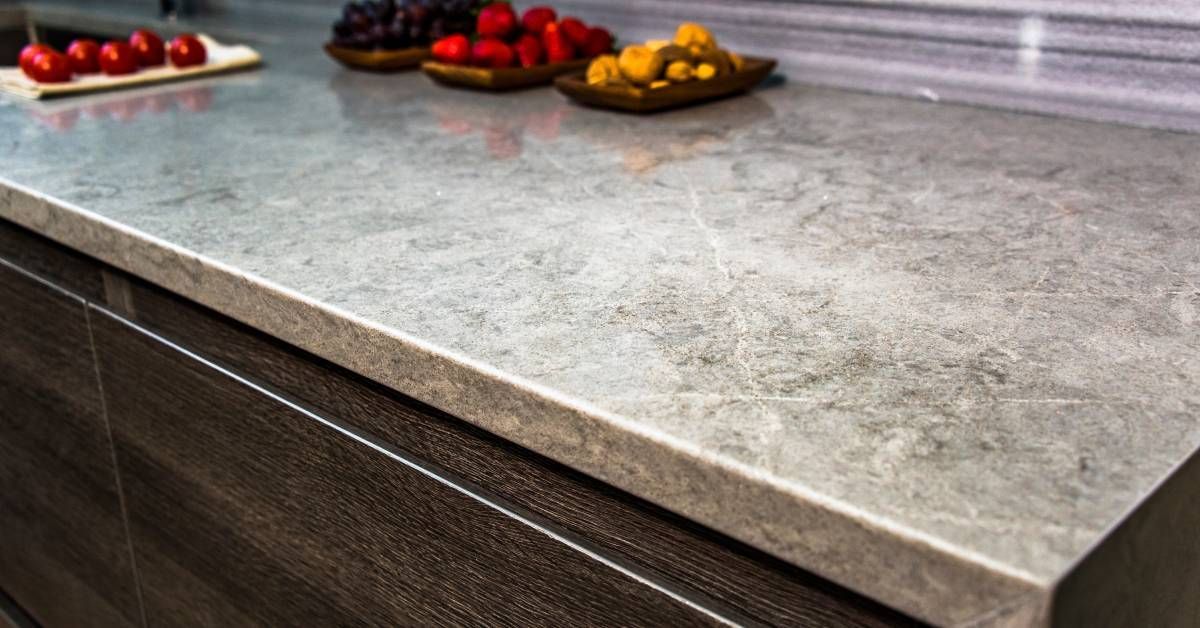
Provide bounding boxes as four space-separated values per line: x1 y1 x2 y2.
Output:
99 41 139 75
66 39 101 74
520 6 556 34
129 29 166 67
168 34 207 68
470 39 514 68
19 44 55 75
431 34 470 65
26 51 72 83
476 2 517 40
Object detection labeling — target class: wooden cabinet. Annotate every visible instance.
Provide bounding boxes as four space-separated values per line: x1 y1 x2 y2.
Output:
100 270 917 628
89 309 720 627
0 261 141 628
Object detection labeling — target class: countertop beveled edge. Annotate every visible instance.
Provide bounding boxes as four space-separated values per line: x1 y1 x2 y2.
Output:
0 177 1051 625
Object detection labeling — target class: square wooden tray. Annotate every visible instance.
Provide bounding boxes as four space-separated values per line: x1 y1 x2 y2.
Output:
324 44 430 71
554 57 776 113
422 58 590 91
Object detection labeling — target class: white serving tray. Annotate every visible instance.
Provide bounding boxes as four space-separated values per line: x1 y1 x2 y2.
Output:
0 34 260 99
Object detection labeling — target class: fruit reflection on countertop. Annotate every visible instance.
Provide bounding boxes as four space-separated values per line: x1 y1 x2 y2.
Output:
587 23 745 88
426 91 571 159
430 3 613 69
330 0 480 51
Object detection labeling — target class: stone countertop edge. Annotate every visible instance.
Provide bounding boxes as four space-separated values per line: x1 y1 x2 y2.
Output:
0 177 1055 625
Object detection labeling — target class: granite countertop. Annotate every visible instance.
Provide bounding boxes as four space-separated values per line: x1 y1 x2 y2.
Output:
3 4 1199 625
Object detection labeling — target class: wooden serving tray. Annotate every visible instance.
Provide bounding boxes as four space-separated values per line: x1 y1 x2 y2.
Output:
324 44 430 71
554 56 776 113
422 58 589 91
0 35 260 100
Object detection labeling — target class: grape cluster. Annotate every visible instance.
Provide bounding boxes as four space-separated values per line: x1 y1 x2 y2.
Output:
331 0 479 50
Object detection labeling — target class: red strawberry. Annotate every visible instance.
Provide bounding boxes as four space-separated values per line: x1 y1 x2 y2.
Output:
471 38 515 68
477 2 517 40
559 17 589 48
520 6 557 34
513 33 543 68
580 26 613 57
541 22 576 63
432 34 470 65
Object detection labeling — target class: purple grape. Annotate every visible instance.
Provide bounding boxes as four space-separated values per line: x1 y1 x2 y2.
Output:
331 0 483 47
348 12 371 33
408 4 429 27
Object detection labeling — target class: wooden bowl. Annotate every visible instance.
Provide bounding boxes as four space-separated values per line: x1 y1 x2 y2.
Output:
324 44 430 72
421 59 590 91
554 57 777 113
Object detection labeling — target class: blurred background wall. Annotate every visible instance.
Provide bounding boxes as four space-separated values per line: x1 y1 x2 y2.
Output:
18 0 1200 131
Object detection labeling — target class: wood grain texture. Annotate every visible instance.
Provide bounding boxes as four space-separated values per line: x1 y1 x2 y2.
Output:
0 219 106 302
101 270 921 627
0 261 141 628
0 586 41 628
422 59 590 90
91 308 724 627
324 44 429 71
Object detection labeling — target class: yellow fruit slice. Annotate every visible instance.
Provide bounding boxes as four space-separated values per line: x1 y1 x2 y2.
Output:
645 39 671 52
695 62 717 80
664 60 694 83
650 80 671 89
618 45 665 86
586 54 622 86
674 22 717 51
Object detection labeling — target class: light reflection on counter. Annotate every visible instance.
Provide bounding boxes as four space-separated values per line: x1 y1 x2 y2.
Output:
425 93 572 160
10 71 260 133
559 92 777 175
420 86 777 167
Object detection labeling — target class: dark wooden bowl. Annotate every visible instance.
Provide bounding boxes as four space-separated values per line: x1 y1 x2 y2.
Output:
324 44 430 72
554 56 777 113
421 59 591 90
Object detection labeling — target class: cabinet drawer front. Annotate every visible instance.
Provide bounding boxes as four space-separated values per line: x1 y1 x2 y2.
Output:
91 309 722 627
0 261 141 628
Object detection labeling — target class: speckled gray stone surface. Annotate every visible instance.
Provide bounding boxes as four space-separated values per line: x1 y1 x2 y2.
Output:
2 6 1200 626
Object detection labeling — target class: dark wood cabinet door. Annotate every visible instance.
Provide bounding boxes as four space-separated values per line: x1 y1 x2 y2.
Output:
90 308 725 627
101 268 919 628
0 261 142 628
